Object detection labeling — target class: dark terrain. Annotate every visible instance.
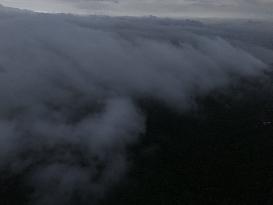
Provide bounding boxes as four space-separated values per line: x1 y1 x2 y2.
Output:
103 74 273 205
1 73 273 205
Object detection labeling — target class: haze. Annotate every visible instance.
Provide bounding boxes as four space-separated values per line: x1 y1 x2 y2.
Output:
1 0 273 18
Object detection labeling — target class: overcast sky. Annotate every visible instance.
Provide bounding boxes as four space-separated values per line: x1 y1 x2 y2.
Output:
1 0 273 18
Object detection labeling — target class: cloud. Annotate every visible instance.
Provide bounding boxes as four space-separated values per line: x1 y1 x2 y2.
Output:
0 7 272 204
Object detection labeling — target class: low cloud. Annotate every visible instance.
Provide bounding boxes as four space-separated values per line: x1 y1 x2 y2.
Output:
0 7 272 204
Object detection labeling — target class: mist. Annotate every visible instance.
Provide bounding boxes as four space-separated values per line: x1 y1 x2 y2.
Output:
1 0 273 18
0 5 273 205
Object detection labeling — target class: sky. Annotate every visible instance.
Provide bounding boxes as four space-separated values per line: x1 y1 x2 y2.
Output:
0 0 273 18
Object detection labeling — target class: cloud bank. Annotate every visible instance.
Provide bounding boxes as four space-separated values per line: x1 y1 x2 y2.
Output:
0 6 273 205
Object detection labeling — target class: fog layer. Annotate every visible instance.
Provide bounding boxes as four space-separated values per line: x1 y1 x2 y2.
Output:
0 6 272 204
